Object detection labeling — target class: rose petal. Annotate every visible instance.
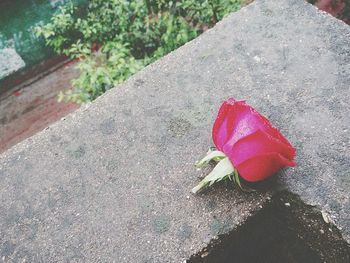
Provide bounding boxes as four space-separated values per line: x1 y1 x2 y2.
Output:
248 106 294 148
212 98 237 150
236 152 296 182
223 129 296 166
212 99 294 150
226 102 293 148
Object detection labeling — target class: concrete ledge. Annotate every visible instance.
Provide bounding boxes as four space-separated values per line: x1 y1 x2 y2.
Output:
1 0 349 261
0 49 25 79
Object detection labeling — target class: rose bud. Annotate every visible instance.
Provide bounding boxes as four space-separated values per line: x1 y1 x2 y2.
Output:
192 98 296 193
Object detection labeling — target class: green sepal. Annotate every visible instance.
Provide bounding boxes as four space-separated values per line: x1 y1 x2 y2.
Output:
231 169 256 193
195 149 226 168
192 157 234 193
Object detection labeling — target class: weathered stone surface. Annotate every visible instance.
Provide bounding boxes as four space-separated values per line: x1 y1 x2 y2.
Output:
0 48 25 79
0 0 349 261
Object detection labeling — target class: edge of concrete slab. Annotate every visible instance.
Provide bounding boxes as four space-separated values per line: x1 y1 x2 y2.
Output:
1 0 350 261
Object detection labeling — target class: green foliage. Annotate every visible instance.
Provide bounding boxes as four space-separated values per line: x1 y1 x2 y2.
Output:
36 0 241 103
58 43 143 103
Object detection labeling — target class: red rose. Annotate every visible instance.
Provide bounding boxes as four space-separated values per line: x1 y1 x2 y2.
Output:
212 98 296 182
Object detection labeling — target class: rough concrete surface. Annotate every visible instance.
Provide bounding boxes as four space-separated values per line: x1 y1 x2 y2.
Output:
0 0 349 261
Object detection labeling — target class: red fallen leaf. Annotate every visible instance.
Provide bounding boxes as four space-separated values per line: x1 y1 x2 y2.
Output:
91 43 103 52
13 90 21 97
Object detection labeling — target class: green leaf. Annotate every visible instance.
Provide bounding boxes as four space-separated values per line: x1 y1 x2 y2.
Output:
195 150 226 168
192 157 234 193
233 169 243 189
37 0 242 103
